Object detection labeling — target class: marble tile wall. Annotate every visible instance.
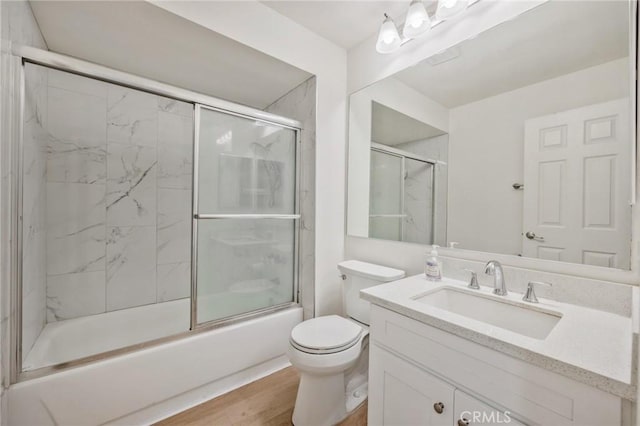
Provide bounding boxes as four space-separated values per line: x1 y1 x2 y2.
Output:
402 158 433 244
264 77 316 320
42 67 193 321
21 61 48 360
1 0 48 373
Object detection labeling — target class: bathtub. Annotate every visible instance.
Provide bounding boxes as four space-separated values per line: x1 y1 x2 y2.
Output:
9 306 302 425
24 298 191 371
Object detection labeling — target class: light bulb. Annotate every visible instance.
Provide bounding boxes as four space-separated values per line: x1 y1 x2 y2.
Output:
376 14 401 54
403 0 431 39
435 0 469 20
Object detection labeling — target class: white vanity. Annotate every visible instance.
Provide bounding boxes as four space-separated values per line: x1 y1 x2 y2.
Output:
361 275 636 426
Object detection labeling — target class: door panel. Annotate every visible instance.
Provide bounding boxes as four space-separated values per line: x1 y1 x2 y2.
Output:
194 106 298 325
523 99 631 268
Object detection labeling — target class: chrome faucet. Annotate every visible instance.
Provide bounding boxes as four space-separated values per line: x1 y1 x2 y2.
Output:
484 260 507 296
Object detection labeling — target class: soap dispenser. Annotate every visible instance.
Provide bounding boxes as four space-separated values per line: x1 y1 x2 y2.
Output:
425 245 442 281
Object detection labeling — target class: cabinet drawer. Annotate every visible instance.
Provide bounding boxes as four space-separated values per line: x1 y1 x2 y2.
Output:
369 343 455 426
370 305 621 426
454 389 528 426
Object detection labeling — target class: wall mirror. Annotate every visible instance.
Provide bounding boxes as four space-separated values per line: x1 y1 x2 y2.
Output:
347 0 636 270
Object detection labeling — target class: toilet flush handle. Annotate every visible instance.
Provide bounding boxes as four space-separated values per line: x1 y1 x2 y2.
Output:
339 273 346 280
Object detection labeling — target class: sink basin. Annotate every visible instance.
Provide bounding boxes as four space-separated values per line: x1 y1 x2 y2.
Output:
412 287 561 339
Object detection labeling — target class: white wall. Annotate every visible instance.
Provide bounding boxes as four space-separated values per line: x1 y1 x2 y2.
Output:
448 58 630 256
348 77 449 238
151 1 347 315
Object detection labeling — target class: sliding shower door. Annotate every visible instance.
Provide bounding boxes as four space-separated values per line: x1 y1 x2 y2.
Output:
369 147 436 244
194 106 299 326
369 150 404 240
403 157 435 244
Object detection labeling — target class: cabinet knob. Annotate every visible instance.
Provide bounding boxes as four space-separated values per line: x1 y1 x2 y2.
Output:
433 402 445 414
458 418 470 426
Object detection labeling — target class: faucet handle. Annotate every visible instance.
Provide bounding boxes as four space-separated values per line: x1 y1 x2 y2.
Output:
463 269 480 290
522 281 552 303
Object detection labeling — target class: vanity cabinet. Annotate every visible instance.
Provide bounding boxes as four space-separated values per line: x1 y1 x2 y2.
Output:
454 390 526 426
369 346 455 425
368 305 623 426
369 346 526 426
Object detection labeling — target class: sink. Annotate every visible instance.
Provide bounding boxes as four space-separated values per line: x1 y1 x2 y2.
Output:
412 287 561 339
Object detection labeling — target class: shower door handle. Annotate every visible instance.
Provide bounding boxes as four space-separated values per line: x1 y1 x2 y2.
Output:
194 214 300 220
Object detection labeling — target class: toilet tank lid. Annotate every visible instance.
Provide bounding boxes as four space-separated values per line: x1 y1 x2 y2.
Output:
337 260 405 282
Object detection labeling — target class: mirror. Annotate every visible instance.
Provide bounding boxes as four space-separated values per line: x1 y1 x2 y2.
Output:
347 0 635 270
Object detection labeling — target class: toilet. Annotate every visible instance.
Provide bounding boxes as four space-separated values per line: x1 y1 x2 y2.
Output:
288 260 405 426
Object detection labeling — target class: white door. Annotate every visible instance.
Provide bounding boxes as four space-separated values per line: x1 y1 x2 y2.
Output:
523 99 631 269
368 344 455 426
454 390 528 426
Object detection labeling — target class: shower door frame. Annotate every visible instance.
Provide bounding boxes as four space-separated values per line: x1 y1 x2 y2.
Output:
10 45 303 383
369 142 438 244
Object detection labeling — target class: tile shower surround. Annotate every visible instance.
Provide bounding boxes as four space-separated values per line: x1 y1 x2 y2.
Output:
3 0 50 367
22 65 194 323
264 77 316 320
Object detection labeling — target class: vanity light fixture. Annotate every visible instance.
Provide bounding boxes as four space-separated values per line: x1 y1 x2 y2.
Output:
403 0 431 39
376 13 402 54
376 0 477 54
435 0 469 20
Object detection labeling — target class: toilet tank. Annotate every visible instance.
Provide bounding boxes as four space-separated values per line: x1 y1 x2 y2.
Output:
338 260 405 325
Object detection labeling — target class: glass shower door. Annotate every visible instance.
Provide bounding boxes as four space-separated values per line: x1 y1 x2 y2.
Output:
402 158 435 244
194 106 299 325
369 149 403 241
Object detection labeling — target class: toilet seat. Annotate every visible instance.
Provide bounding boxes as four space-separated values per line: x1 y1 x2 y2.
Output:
290 315 363 355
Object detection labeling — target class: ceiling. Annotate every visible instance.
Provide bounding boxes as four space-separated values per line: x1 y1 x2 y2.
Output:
393 0 630 108
262 1 435 49
372 101 446 145
29 1 313 109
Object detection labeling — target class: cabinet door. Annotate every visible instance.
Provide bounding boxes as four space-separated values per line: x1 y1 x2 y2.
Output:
454 390 528 426
369 344 454 426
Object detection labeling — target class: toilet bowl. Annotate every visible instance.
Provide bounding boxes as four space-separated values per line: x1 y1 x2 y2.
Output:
288 260 405 426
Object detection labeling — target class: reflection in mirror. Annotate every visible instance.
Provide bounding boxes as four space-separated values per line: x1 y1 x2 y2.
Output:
369 102 448 245
347 0 634 270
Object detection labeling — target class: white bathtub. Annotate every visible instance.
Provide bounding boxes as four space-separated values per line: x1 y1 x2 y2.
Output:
24 298 191 371
9 306 302 425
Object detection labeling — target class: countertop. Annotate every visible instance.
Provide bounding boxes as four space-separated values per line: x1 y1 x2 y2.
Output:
361 274 637 400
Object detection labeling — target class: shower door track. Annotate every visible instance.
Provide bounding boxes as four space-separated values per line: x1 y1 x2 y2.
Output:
10 45 303 383
12 45 301 130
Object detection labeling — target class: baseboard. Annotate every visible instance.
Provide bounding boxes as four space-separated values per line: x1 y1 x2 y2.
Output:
106 356 292 425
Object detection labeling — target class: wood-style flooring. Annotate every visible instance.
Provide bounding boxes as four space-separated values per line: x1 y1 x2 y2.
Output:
155 367 367 426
